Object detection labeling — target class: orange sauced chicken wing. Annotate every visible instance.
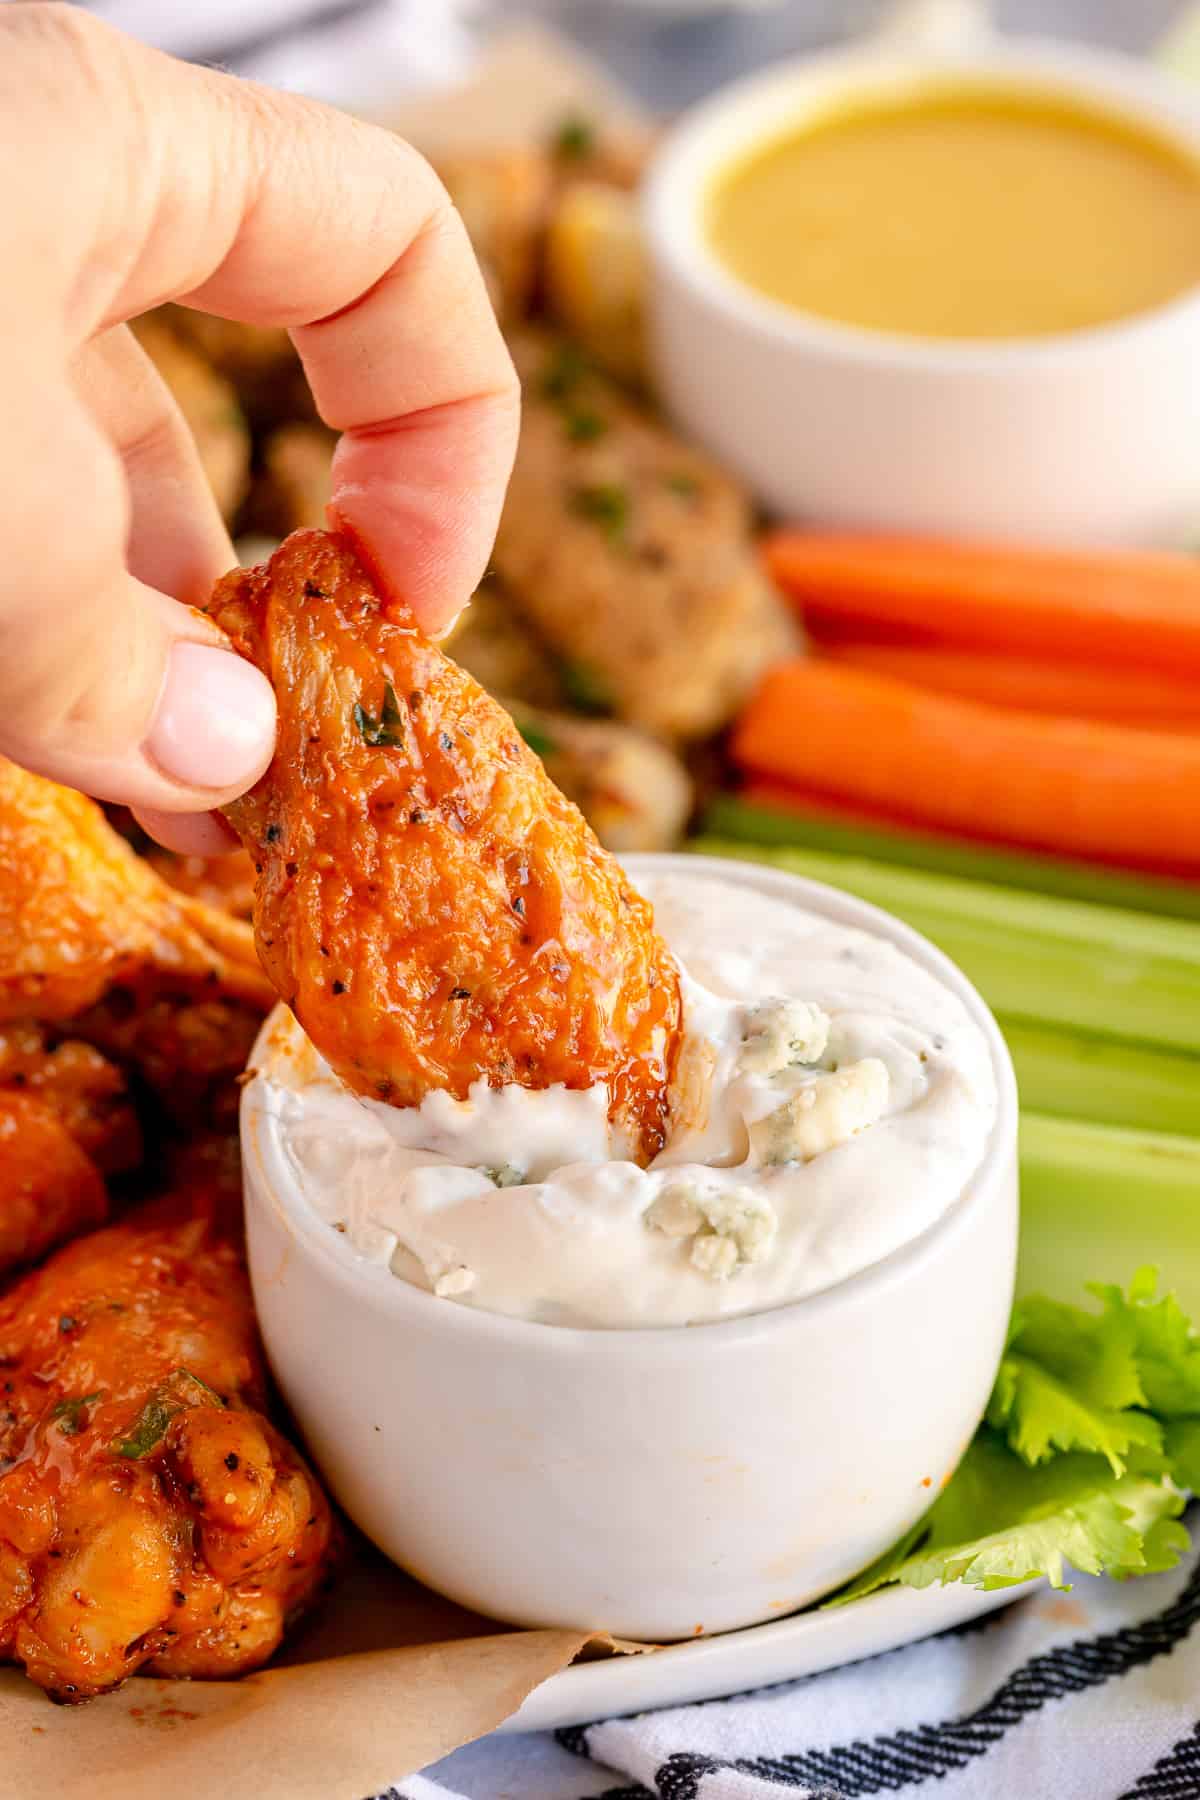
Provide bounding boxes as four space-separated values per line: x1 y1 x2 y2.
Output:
0 1025 141 1178
145 846 257 922
0 1170 335 1701
209 530 682 1162
0 761 272 1129
0 1025 140 1276
0 1092 107 1278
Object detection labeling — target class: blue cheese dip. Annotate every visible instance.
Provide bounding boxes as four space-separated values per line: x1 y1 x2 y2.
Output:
258 871 998 1328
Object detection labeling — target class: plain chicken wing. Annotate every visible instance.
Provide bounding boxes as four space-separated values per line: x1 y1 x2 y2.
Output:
492 332 797 740
209 529 682 1162
0 1169 336 1701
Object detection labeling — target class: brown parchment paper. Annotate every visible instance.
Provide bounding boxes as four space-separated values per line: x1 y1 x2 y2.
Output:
0 30 654 1800
0 1539 648 1799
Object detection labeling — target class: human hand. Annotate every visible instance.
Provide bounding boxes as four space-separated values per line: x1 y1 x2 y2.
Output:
0 4 518 852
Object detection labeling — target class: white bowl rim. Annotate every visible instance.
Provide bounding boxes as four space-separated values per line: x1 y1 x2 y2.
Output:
642 34 1200 370
242 853 1019 1354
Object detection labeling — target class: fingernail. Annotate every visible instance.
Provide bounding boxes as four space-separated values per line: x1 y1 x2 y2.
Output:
145 642 276 791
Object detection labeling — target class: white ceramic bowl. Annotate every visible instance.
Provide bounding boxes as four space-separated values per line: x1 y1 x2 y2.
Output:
241 854 1018 1642
644 41 1200 546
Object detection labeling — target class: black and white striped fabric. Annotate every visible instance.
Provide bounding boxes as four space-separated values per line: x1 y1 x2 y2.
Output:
384 1522 1200 1799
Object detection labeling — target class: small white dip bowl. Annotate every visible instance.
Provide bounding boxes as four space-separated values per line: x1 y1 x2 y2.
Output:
241 854 1018 1642
643 42 1200 546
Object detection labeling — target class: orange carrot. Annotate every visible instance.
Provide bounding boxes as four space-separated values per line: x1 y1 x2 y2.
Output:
731 660 1200 872
818 641 1200 730
764 531 1200 678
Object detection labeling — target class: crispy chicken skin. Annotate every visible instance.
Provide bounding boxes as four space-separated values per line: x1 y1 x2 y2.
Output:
210 530 682 1161
443 581 567 712
502 698 691 854
0 762 272 1127
0 1175 335 1701
492 332 797 741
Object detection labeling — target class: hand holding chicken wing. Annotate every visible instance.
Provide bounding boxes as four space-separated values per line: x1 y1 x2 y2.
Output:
210 530 682 1161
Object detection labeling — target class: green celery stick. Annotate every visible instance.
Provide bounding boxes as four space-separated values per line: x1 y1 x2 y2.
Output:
1001 1019 1200 1140
689 839 1200 1055
701 796 1200 922
1018 1113 1200 1315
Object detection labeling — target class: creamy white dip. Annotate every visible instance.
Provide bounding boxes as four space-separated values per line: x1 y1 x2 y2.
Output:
259 872 998 1328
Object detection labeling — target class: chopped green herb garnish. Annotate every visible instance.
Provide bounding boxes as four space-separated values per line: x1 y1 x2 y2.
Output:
552 114 596 161
558 658 615 716
540 343 589 403
178 1368 226 1406
482 1164 525 1188
113 1368 226 1461
518 721 558 759
570 482 630 544
565 408 608 444
115 1397 176 1460
664 471 700 499
353 682 406 748
52 1392 102 1436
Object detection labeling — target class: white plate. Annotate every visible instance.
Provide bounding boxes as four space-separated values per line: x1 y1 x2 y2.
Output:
506 1580 1031 1732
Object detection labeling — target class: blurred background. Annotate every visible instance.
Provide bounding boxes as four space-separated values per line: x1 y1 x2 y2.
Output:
84 2 1192 112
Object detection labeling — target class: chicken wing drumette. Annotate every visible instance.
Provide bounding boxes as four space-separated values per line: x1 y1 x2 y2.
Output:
0 761 272 1129
0 1167 335 1701
209 529 682 1162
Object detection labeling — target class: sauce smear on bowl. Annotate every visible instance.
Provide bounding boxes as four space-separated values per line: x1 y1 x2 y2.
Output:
707 82 1200 340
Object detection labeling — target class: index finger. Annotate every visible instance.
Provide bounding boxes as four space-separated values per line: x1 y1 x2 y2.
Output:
4 3 519 631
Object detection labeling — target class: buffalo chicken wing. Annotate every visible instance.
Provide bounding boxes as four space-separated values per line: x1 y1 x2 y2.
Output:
0 1175 335 1701
210 530 682 1162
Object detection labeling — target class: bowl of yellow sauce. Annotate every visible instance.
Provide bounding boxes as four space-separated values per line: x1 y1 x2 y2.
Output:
644 44 1200 543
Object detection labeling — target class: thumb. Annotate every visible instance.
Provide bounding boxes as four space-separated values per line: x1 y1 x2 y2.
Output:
0 360 275 812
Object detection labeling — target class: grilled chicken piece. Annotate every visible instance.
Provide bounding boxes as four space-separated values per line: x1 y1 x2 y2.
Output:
0 1167 335 1701
492 332 797 740
210 529 682 1162
131 316 251 523
0 761 271 1128
504 698 691 854
446 598 691 849
443 583 567 712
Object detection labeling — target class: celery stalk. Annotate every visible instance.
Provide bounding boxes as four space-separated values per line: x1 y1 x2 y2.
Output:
1002 1020 1200 1140
690 839 1200 1056
701 795 1200 922
1019 1113 1200 1315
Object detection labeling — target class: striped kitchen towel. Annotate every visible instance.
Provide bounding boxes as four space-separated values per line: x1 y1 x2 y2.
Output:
382 1520 1200 1799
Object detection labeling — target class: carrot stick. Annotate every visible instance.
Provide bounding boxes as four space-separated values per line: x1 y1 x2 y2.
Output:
818 641 1200 730
731 660 1200 872
764 531 1200 678
733 780 1200 883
